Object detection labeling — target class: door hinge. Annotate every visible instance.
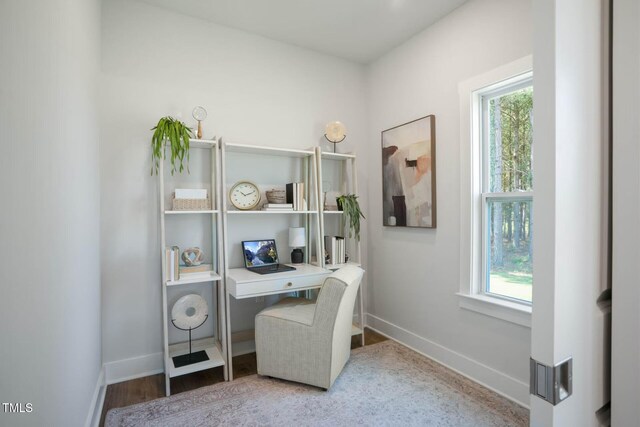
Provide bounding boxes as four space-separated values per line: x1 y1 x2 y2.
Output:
530 357 573 405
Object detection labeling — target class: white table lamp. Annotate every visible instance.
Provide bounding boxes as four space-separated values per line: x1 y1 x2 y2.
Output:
289 227 306 264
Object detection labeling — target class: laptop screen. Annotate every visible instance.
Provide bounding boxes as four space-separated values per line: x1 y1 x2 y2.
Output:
242 240 279 268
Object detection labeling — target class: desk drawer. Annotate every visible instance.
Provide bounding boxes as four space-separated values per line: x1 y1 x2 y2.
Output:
231 274 325 298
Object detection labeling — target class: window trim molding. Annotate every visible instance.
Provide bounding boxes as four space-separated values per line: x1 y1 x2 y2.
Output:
457 293 532 328
458 56 533 327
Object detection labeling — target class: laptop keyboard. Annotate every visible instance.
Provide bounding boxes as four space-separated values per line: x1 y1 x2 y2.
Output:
251 264 294 274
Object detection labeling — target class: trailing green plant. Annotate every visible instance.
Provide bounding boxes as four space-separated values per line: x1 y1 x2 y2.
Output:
151 116 194 175
336 194 365 241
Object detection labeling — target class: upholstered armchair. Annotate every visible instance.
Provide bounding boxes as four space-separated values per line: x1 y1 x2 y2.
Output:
255 265 365 389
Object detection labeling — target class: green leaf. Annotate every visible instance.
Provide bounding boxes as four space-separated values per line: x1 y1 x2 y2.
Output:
150 116 193 176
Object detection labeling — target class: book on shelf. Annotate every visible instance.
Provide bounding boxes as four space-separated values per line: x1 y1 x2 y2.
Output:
285 182 306 211
261 202 294 211
324 236 346 266
179 263 213 276
264 203 293 208
165 246 181 282
165 248 172 280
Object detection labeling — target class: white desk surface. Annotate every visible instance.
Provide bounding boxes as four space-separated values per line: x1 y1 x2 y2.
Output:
227 264 330 283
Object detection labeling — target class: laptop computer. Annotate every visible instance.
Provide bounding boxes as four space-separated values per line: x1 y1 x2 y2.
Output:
242 239 296 275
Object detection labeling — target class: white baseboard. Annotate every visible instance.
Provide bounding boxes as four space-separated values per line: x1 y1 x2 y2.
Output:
365 313 530 408
104 352 164 385
102 342 254 386
232 340 256 357
85 367 106 427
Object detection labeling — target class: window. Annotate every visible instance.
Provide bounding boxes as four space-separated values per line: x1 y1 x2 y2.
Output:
479 77 533 304
458 58 533 325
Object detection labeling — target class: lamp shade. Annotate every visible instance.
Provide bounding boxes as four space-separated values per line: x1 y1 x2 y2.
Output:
289 227 306 247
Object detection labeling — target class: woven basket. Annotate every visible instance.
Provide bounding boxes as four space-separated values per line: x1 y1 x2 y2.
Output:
172 196 211 211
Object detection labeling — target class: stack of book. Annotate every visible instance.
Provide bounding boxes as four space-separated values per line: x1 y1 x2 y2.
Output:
164 246 213 282
286 182 306 211
262 203 293 211
179 263 213 279
324 236 346 266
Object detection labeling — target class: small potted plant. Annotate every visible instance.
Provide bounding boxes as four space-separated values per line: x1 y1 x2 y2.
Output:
336 194 365 241
151 116 194 175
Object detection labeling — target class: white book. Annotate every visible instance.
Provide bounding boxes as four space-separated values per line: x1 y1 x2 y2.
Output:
180 271 213 279
332 238 336 265
175 188 207 199
263 203 293 208
171 246 180 281
165 248 171 280
169 249 175 281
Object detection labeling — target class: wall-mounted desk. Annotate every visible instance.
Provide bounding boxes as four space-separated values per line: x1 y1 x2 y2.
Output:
225 264 331 380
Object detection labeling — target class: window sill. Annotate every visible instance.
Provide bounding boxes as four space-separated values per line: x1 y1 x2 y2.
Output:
457 293 531 328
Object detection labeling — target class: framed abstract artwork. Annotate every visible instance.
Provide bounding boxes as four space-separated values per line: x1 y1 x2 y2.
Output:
381 115 436 228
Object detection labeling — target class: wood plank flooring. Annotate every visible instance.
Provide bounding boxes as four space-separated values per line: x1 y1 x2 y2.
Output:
100 328 387 426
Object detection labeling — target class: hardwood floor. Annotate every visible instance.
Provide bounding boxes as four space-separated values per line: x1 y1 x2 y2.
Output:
99 328 387 426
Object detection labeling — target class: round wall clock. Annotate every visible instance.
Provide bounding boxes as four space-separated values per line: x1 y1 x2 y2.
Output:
229 181 261 210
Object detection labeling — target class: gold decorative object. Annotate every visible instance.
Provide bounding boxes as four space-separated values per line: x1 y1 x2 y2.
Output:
324 121 347 153
192 106 207 139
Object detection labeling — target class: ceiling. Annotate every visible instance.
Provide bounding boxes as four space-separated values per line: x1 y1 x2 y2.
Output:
139 0 469 63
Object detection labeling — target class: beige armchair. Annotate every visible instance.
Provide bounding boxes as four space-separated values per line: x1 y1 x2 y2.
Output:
255 265 365 389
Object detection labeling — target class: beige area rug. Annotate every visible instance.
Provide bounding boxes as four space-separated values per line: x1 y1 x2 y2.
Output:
106 340 528 426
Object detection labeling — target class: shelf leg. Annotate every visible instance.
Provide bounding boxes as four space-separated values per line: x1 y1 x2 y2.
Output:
225 291 234 381
165 372 170 397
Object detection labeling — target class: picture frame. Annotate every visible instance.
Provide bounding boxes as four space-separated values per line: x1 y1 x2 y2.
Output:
381 115 437 228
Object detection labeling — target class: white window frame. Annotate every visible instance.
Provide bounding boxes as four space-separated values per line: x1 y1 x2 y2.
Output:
481 193 533 303
457 56 533 328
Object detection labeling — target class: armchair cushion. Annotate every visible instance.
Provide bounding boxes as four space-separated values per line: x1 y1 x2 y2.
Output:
256 297 315 326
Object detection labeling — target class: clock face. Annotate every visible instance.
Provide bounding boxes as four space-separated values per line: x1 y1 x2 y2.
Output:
229 181 261 210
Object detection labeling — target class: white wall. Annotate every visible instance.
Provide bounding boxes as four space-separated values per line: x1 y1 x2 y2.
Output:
0 1 102 426
611 0 640 423
365 0 532 405
530 0 607 424
100 0 367 378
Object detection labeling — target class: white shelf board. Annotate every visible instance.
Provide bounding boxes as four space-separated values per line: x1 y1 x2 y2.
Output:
165 138 217 149
165 210 219 215
167 344 225 378
320 151 356 160
322 262 362 270
323 210 343 215
227 210 318 215
166 271 222 286
225 142 314 158
188 139 218 149
351 323 363 336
